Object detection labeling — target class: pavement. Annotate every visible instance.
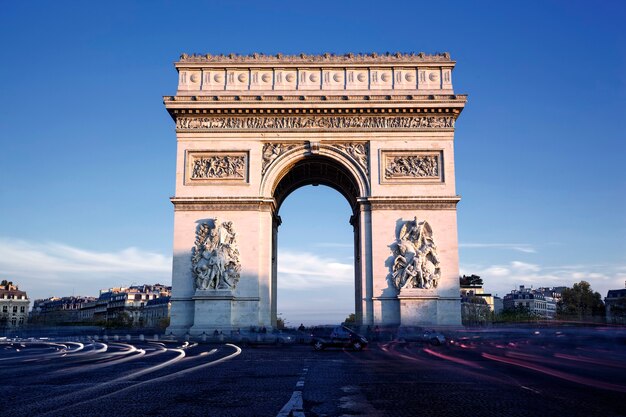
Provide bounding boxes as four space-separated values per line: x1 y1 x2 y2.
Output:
1 327 625 416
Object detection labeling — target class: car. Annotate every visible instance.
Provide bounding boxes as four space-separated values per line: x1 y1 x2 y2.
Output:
267 329 295 345
395 327 447 346
310 325 368 351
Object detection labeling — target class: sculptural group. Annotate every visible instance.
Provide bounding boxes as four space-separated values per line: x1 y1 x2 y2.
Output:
191 219 241 290
391 218 441 290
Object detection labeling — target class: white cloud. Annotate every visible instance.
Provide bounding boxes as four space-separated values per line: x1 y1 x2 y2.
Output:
0 238 171 301
465 259 626 298
460 243 536 253
277 250 353 289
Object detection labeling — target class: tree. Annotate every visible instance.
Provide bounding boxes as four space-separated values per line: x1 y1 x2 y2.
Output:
157 317 170 331
106 312 134 329
461 296 491 325
343 313 356 326
276 317 285 329
557 281 605 321
495 305 541 323
460 275 483 286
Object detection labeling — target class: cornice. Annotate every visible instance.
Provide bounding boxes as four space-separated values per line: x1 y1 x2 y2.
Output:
163 94 467 121
164 94 467 105
363 196 461 210
177 52 454 67
170 196 275 212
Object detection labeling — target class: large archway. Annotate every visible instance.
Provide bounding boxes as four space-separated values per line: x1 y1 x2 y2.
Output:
164 52 466 334
274 184 355 327
269 153 365 327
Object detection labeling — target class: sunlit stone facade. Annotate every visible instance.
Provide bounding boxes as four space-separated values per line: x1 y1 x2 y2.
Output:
164 52 467 334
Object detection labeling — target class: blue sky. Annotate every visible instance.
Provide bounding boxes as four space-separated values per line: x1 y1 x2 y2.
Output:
0 1 624 325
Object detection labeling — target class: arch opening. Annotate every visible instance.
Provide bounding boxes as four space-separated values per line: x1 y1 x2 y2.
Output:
270 154 365 327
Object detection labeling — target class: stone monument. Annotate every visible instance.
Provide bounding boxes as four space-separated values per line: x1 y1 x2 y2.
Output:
163 52 467 334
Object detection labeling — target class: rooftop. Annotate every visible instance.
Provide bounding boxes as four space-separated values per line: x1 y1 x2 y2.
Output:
178 52 453 65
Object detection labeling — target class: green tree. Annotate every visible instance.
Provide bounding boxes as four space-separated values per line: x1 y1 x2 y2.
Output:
557 281 605 321
106 312 134 329
276 317 285 329
496 305 541 323
157 317 170 331
460 275 483 286
343 313 356 326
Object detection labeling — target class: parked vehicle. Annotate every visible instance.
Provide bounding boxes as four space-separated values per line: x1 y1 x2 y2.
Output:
235 329 295 346
310 325 368 351
268 329 295 345
395 327 446 346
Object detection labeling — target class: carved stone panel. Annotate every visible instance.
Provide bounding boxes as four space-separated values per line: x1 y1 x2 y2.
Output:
381 150 442 183
390 218 441 291
262 143 299 175
331 142 369 175
191 219 241 291
186 151 248 184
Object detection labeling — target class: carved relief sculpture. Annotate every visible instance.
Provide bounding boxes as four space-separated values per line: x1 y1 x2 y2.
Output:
191 219 241 290
190 155 246 179
391 218 441 291
262 143 298 174
333 142 369 174
385 154 439 179
177 115 455 131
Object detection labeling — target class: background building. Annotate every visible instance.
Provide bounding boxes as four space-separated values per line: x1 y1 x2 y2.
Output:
142 296 171 329
0 280 30 328
93 284 171 327
605 288 626 324
459 275 499 325
503 285 560 319
30 296 97 325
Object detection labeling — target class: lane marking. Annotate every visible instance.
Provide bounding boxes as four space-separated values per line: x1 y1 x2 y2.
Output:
276 366 308 417
38 344 241 416
276 391 303 417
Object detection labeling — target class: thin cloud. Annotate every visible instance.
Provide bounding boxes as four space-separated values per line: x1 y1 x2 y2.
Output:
312 242 354 249
277 250 353 289
0 238 171 301
460 243 536 253
462 260 626 298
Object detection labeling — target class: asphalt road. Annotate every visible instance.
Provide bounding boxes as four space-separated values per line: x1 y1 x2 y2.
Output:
1 327 625 417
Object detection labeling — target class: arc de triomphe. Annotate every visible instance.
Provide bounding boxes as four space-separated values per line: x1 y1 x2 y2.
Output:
163 52 467 334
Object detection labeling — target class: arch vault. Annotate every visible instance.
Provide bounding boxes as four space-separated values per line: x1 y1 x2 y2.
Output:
164 52 467 334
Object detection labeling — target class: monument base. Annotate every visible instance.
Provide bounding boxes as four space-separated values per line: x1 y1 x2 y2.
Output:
189 290 234 335
398 289 440 326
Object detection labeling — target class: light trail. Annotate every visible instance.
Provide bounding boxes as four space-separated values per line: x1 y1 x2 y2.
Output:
481 352 626 393
36 344 241 417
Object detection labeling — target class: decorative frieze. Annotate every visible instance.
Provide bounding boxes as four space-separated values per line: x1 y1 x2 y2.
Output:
332 142 369 174
186 151 248 183
381 151 442 183
176 115 455 131
262 143 298 175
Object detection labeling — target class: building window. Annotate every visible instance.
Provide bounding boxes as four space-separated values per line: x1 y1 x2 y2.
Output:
2 306 6 313
20 306 25 313
11 318 16 326
13 306 18 313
